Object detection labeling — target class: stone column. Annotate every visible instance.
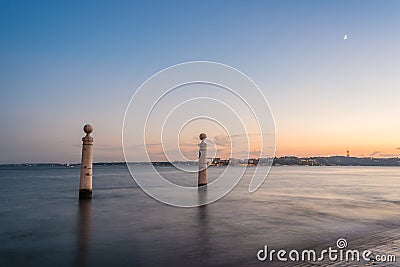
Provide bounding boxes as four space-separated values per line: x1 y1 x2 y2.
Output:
79 124 94 199
198 133 208 187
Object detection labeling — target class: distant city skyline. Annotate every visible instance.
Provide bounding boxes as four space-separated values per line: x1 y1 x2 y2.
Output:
1 1 400 163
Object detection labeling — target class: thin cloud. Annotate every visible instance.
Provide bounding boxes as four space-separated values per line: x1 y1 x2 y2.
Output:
369 151 381 157
229 133 274 138
213 134 230 147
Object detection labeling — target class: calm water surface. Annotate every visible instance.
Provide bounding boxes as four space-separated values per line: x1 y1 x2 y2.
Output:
0 165 399 266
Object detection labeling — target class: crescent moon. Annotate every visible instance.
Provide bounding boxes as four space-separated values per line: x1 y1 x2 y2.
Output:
344 34 348 40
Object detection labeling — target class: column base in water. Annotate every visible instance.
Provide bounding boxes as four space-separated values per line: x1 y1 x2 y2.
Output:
198 169 208 187
79 189 92 199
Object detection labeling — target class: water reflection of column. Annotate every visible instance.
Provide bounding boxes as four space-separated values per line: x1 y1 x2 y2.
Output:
76 199 92 267
197 188 210 264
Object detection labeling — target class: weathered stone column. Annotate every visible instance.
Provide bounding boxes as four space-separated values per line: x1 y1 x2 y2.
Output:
79 124 94 199
198 133 208 187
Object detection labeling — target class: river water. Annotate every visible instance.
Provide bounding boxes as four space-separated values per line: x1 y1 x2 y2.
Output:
0 165 399 266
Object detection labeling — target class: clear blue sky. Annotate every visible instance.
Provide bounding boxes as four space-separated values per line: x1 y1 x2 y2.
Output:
1 0 400 163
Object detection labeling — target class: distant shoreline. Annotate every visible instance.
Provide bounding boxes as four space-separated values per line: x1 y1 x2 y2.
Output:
1 156 400 167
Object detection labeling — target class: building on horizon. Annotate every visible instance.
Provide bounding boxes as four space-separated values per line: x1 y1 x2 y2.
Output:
247 158 259 166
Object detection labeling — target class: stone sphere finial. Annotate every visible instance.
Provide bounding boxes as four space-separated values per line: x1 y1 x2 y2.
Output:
199 133 207 140
83 124 93 134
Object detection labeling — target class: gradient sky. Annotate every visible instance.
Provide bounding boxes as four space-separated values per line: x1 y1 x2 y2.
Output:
1 0 400 163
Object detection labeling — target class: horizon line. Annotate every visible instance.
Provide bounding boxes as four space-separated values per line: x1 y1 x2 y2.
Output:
2 155 400 166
